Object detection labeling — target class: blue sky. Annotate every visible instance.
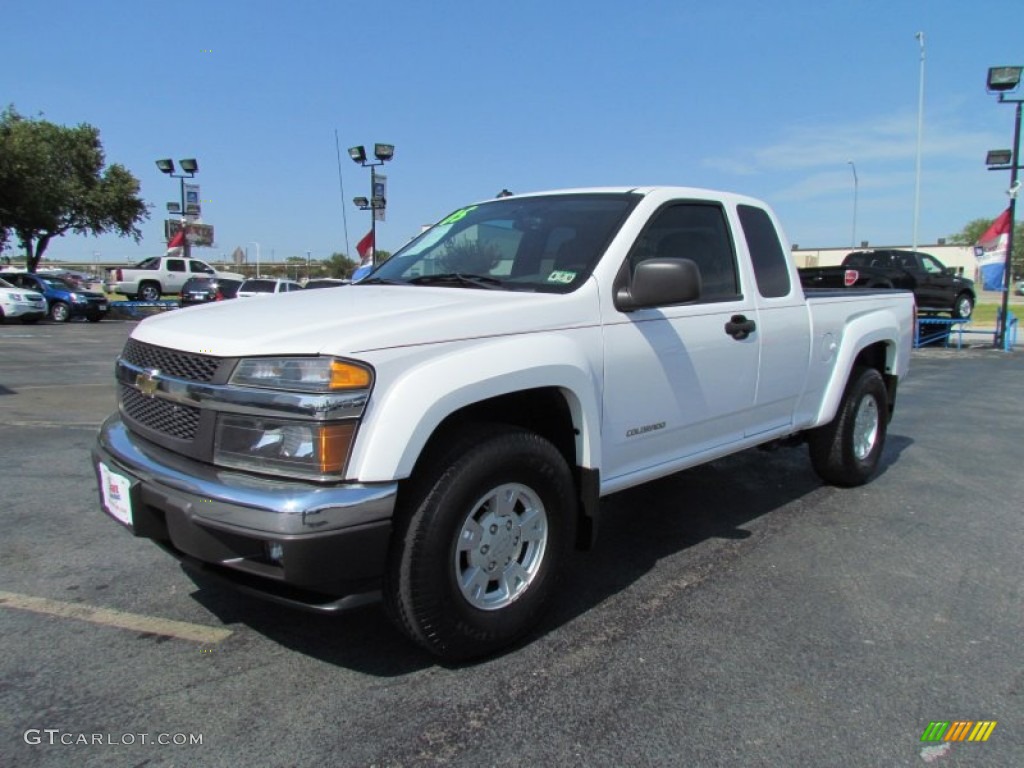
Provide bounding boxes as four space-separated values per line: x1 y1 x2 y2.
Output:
3 0 1021 265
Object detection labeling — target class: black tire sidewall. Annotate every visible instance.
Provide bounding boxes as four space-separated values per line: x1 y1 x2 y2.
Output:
394 429 574 659
810 367 888 486
954 294 973 319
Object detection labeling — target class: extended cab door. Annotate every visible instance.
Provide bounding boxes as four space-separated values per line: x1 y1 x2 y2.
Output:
601 201 760 487
734 204 810 436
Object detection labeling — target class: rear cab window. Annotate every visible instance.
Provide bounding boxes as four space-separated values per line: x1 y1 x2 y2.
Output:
737 204 792 298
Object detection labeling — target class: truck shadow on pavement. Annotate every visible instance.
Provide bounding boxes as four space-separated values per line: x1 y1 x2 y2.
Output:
184 435 912 675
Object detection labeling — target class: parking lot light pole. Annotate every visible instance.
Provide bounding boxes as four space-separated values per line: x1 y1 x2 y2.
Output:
985 66 1023 350
249 241 261 278
349 144 394 266
847 161 858 248
155 158 198 261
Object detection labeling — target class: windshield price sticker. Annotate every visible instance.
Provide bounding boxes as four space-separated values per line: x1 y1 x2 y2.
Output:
547 270 576 284
438 206 479 226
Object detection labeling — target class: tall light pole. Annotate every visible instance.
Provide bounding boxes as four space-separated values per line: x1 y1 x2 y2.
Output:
985 65 1023 350
249 241 261 278
847 161 858 248
155 158 199 260
913 32 925 253
349 143 394 266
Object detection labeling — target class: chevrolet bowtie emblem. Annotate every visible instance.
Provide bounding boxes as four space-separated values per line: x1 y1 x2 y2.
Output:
136 369 160 396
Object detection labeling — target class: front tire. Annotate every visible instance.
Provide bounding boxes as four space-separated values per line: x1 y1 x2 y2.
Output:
49 301 71 322
808 367 888 487
952 293 974 319
384 425 575 661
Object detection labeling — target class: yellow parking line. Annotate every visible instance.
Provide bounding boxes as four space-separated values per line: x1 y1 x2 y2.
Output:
0 590 232 644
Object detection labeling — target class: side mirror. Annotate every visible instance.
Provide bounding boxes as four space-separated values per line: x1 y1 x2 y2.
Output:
615 258 701 312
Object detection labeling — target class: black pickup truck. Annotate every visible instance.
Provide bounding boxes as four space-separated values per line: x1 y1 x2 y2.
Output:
798 249 976 318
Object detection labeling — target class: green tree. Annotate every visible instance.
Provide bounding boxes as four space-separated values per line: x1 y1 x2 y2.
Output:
0 106 149 272
324 251 358 278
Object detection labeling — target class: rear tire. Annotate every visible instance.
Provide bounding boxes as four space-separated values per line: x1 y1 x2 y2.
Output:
808 367 888 487
384 425 575 661
138 283 161 302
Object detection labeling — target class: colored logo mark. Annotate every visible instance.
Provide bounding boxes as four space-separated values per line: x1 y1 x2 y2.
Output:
107 480 121 501
921 721 997 742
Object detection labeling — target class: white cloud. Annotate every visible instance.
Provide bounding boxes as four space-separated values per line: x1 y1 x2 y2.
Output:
704 109 1003 177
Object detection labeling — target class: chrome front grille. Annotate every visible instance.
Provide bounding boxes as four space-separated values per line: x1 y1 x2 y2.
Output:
121 338 219 382
120 384 200 440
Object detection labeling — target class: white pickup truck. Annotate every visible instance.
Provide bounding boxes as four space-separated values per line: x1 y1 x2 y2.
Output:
107 256 244 301
93 187 914 660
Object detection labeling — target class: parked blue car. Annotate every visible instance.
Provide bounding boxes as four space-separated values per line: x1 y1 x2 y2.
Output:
3 273 109 322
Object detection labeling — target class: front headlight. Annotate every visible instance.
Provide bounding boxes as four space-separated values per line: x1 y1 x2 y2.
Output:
231 357 372 392
214 415 357 480
70 293 87 303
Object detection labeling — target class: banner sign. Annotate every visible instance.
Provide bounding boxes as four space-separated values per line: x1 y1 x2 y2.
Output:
373 174 386 222
184 183 201 221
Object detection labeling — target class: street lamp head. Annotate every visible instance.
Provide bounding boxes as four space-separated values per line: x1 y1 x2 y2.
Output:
155 158 175 174
348 146 367 164
374 143 395 162
353 196 369 208
179 158 199 174
987 66 1022 93
986 149 1013 167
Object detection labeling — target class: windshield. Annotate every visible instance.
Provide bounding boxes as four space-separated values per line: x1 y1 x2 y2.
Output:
358 193 640 293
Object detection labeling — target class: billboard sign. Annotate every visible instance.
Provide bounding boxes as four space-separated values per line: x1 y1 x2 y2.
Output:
165 219 214 247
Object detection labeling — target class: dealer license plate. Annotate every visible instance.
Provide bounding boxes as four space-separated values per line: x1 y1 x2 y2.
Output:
99 462 133 527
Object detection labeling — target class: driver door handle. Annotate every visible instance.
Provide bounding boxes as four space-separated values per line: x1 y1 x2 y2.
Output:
725 314 756 340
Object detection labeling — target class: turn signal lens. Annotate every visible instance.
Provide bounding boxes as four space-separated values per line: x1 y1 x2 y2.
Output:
329 360 372 390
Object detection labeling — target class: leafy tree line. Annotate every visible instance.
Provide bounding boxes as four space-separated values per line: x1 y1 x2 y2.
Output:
0 106 148 272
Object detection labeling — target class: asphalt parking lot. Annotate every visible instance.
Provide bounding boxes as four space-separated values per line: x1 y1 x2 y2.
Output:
1 319 1021 767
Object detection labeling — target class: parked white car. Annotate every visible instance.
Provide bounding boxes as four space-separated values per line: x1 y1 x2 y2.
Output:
0 277 47 324
236 278 304 297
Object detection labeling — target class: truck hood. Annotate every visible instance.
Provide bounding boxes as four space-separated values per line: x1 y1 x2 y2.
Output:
131 283 597 357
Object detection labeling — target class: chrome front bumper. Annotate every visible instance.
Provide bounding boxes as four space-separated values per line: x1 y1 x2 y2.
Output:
93 414 398 607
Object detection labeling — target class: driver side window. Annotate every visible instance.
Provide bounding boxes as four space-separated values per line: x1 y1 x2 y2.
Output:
628 203 738 301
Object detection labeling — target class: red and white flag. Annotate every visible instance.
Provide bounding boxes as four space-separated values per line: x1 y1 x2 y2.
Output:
356 229 374 264
166 229 186 255
975 208 1011 291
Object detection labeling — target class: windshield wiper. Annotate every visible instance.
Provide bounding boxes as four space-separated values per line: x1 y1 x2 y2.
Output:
407 273 504 289
355 276 405 285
